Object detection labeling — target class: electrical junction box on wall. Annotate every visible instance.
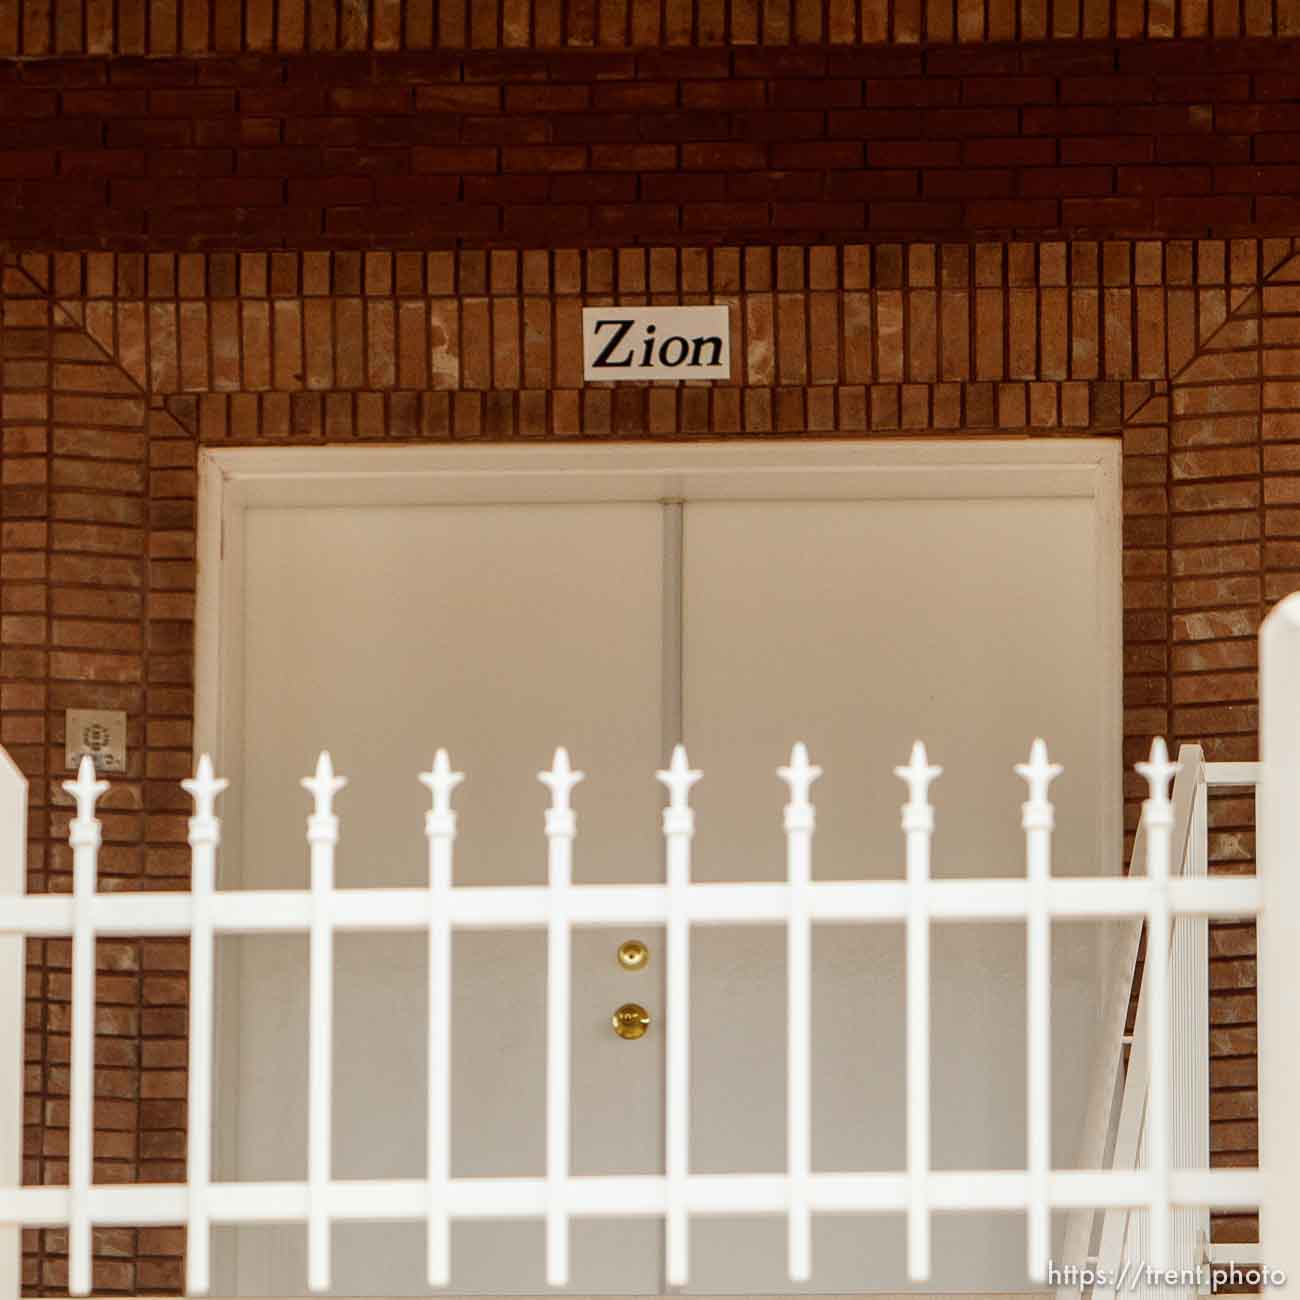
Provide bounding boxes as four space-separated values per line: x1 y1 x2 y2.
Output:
65 710 127 773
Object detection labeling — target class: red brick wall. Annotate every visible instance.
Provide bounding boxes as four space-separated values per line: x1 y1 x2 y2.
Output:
3 234 1291 1291
3 42 1300 248
1 0 1298 54
0 5 1295 1293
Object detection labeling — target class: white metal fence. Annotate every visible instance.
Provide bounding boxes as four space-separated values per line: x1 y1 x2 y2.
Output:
1077 744 1214 1300
6 592 1298 1295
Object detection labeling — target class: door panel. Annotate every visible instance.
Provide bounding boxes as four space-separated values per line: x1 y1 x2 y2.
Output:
231 502 666 1296
223 484 1115 1297
681 498 1109 1292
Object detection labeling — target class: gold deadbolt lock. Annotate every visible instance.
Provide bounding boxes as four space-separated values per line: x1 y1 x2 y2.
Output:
612 1003 651 1040
617 939 649 971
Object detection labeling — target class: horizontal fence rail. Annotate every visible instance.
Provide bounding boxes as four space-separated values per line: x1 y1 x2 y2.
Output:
0 735 1260 1297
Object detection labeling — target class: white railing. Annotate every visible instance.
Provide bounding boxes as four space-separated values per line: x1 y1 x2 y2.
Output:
1069 745 1216 1300
0 725 1265 1298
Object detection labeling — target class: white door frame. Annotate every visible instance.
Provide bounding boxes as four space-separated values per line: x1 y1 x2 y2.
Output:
195 437 1122 1298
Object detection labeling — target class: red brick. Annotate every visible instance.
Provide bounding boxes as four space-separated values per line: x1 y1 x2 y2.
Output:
961 75 1056 104
682 141 766 169
828 109 923 139
827 49 924 77
634 49 729 80
0 87 57 115
538 51 634 80
415 85 501 112
549 173 639 202
681 202 769 229
924 168 1016 198
106 118 191 147
1215 164 1300 192
310 176 391 204
1156 135 1253 164
730 111 825 141
868 139 962 167
724 171 823 200
237 146 324 175
1155 74 1251 101
412 146 497 172
922 107 1021 136
963 138 1057 166
1062 197 1155 227
770 141 863 169
826 170 920 199
152 149 234 177
1061 136 1156 164
462 175 549 203
591 82 678 110
591 144 676 171
869 199 964 229
769 79 860 109
770 201 865 228
502 145 588 172
1061 75 1154 103
865 79 961 107
552 113 641 143
924 47 1019 75
324 86 408 114
1256 197 1300 225
1114 43 1214 72
964 198 1061 227
1153 195 1255 228
461 115 550 145
1021 166 1115 197
60 151 148 178
500 203 589 236
504 84 591 112
61 89 149 115
733 48 826 77
198 177 282 205
239 87 327 114
1255 73 1300 99
1257 135 1300 162
108 57 199 85
149 89 236 115
288 178 377 205
1118 166 1213 195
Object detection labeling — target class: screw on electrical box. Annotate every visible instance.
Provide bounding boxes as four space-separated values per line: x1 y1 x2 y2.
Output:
65 710 127 774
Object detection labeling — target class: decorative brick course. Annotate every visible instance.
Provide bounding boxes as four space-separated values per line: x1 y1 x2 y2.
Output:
3 236 1294 1292
1 0 1300 55
5 44 1300 248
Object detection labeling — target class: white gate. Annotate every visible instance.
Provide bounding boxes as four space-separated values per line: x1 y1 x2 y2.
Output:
6 589 1300 1295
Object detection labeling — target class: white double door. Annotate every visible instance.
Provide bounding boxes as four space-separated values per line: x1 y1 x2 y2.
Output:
223 467 1113 1296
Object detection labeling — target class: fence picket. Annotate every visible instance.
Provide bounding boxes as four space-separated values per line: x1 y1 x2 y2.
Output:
303 752 346 1293
780 743 820 1283
540 748 582 1288
657 745 699 1288
63 756 108 1298
1016 739 1061 1283
1136 737 1179 1273
421 750 462 1289
895 741 940 1283
182 756 228 1296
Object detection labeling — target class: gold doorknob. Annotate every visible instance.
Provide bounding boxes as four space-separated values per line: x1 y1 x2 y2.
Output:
617 939 649 971
612 1003 651 1040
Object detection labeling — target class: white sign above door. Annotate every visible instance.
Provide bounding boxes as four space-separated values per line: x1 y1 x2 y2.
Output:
582 305 731 382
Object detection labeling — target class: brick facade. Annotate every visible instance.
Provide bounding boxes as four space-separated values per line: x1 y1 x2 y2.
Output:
0 0 1298 55
0 4 1294 1292
3 43 1300 248
3 236 1286 1292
